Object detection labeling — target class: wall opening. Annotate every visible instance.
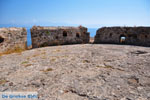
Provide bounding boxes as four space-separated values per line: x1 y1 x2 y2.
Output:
109 33 112 37
119 35 126 44
56 36 59 39
76 33 80 38
63 31 67 37
27 28 32 47
0 36 4 43
133 35 137 39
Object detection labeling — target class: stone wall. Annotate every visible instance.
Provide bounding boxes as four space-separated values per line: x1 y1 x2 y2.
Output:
31 26 90 48
0 27 27 54
94 27 150 46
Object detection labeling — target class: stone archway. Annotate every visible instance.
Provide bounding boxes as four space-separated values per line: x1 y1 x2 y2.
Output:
119 34 126 44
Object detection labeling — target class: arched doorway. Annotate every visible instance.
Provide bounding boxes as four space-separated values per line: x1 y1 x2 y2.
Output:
119 35 126 44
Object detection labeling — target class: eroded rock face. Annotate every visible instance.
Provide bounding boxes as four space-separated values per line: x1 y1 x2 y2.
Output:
31 26 90 48
0 27 27 54
94 27 150 46
0 44 150 100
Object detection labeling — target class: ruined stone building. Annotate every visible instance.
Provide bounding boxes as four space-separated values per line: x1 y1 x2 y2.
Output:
1 26 149 55
31 26 90 48
0 27 27 54
94 27 150 46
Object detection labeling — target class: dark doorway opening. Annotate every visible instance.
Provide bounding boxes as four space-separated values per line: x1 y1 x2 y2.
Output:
76 33 80 38
109 33 112 37
56 36 59 39
0 36 4 43
63 31 67 37
119 35 126 44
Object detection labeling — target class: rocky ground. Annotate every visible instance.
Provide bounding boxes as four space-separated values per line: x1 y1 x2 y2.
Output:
0 44 150 100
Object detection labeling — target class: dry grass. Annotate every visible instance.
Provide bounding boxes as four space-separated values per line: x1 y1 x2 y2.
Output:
24 64 32 67
32 54 40 57
50 58 56 62
52 49 61 53
41 52 46 55
104 65 113 68
97 64 113 69
21 61 29 64
41 56 47 59
41 68 53 72
50 55 69 62
96 65 104 68
0 46 25 56
103 63 113 68
21 61 32 67
0 79 8 85
83 60 90 63
26 57 30 60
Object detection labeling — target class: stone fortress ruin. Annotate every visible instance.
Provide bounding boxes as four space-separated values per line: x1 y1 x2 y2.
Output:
0 26 150 55
94 27 150 46
31 26 90 48
0 27 27 54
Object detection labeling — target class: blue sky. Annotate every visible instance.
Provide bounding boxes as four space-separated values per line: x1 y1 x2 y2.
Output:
0 0 150 28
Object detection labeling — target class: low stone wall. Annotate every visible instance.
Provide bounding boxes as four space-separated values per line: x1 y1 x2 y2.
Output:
0 27 27 54
94 27 150 46
31 26 90 48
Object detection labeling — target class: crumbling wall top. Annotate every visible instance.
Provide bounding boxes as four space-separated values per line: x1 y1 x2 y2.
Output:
31 26 87 31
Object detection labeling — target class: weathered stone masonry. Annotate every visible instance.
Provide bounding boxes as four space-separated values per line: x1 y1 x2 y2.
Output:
1 26 149 55
31 26 90 48
94 27 150 46
0 27 27 54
